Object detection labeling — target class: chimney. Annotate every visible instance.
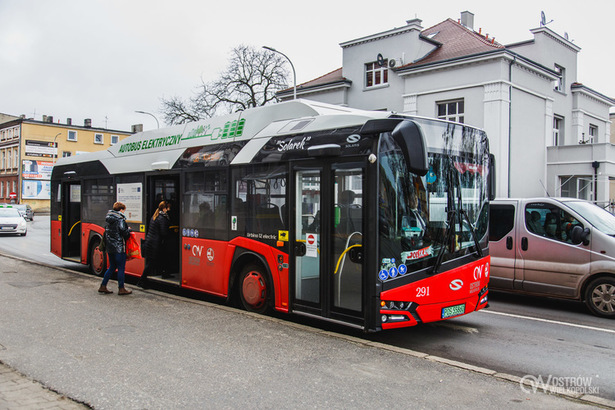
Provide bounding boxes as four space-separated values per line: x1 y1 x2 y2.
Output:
460 11 474 31
66 118 72 126
42 115 48 122
131 124 144 133
47 115 53 123
84 118 92 128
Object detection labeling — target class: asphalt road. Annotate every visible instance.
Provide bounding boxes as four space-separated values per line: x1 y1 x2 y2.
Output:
1 215 614 406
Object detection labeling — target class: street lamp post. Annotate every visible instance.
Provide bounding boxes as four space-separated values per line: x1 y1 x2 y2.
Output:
52 133 61 165
262 46 296 100
135 110 160 129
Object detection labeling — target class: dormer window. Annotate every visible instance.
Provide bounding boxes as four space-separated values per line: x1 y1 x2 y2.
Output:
365 61 388 88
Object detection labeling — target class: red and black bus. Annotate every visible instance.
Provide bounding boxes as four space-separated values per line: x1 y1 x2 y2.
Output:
51 100 494 331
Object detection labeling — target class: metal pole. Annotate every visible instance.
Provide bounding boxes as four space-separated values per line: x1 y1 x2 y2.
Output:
262 46 296 100
135 110 160 129
52 133 61 165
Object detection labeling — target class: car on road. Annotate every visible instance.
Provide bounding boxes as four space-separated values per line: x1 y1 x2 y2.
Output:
489 197 615 318
0 207 27 236
0 203 34 221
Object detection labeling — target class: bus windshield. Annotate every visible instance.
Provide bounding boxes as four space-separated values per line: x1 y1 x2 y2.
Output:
378 121 489 276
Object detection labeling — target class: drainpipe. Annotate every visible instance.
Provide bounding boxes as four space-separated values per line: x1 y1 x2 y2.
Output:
508 55 516 197
592 161 599 203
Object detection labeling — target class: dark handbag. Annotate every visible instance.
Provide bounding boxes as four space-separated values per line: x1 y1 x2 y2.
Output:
99 232 107 252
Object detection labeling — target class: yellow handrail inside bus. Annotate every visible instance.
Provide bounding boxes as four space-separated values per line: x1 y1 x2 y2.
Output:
334 244 362 274
68 221 81 236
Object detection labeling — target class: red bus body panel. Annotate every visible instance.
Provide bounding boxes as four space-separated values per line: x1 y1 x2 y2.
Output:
50 220 62 257
380 256 490 330
181 238 234 297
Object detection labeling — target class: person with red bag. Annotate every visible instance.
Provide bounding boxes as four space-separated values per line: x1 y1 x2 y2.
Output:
98 202 133 295
138 200 171 288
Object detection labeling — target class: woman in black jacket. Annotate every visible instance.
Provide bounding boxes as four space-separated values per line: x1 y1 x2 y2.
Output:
139 201 171 286
98 202 132 295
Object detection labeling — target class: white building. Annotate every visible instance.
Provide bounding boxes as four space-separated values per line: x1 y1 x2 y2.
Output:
279 12 614 205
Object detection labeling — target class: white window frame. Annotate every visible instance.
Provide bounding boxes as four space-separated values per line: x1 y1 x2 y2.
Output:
94 133 104 144
62 151 72 158
67 130 77 141
0 181 3 197
437 99 465 123
554 64 566 93
110 135 119 145
553 115 564 146
589 124 598 144
365 61 388 88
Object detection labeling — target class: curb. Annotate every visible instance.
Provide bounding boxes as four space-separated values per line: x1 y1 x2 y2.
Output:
2 251 614 409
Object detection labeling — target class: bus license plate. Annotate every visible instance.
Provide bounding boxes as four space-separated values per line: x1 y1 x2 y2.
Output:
442 303 465 319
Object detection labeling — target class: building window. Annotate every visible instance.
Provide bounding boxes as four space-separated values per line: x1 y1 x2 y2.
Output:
553 115 564 146
13 149 17 168
554 64 566 92
110 135 119 145
589 124 598 144
365 61 388 88
437 100 465 123
561 176 592 201
1 150 4 169
94 133 104 144
62 151 72 158
67 130 77 141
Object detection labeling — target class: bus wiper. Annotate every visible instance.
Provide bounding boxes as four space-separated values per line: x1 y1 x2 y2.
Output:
430 209 456 275
460 209 483 258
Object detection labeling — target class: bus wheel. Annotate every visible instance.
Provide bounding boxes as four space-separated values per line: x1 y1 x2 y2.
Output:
239 265 270 314
585 277 615 318
89 238 106 276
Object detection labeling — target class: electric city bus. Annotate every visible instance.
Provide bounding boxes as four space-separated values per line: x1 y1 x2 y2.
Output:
50 100 494 331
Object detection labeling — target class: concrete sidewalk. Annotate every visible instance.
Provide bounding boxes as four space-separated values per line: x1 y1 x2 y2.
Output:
0 362 87 409
0 253 610 409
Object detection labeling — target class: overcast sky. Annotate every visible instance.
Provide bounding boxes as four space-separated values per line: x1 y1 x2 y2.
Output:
1 0 613 131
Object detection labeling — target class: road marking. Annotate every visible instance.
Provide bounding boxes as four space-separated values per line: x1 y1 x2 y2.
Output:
480 310 615 335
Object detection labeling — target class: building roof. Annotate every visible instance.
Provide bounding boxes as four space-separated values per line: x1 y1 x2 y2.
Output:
278 68 349 96
402 18 504 69
282 17 504 95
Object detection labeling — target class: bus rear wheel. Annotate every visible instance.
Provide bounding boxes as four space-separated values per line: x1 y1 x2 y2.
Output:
239 264 271 314
89 238 106 276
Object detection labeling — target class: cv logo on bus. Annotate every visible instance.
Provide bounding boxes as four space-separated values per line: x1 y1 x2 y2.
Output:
192 245 204 257
449 279 463 291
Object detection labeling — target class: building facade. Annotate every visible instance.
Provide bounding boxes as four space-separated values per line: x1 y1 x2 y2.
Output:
0 115 133 212
279 12 614 205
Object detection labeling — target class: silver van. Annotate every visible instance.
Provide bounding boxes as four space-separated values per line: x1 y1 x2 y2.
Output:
489 198 615 318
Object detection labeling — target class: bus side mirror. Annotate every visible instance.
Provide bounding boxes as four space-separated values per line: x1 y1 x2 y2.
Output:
570 226 590 246
488 154 496 201
391 120 428 176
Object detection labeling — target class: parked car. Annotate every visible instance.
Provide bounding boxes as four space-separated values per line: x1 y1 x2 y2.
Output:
0 207 27 236
489 197 615 318
0 203 34 221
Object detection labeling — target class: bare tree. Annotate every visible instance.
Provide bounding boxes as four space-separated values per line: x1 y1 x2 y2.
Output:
161 45 290 125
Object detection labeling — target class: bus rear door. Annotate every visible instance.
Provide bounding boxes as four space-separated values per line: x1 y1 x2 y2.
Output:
292 161 366 326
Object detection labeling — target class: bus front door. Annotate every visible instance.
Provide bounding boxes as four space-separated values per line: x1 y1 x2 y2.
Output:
292 164 365 324
62 182 82 261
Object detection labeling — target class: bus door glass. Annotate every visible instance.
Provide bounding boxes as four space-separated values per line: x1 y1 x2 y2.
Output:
294 169 321 306
148 175 180 281
62 182 81 260
293 164 364 319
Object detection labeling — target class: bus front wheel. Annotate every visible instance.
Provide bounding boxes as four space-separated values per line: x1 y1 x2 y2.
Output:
89 238 106 276
239 264 271 314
